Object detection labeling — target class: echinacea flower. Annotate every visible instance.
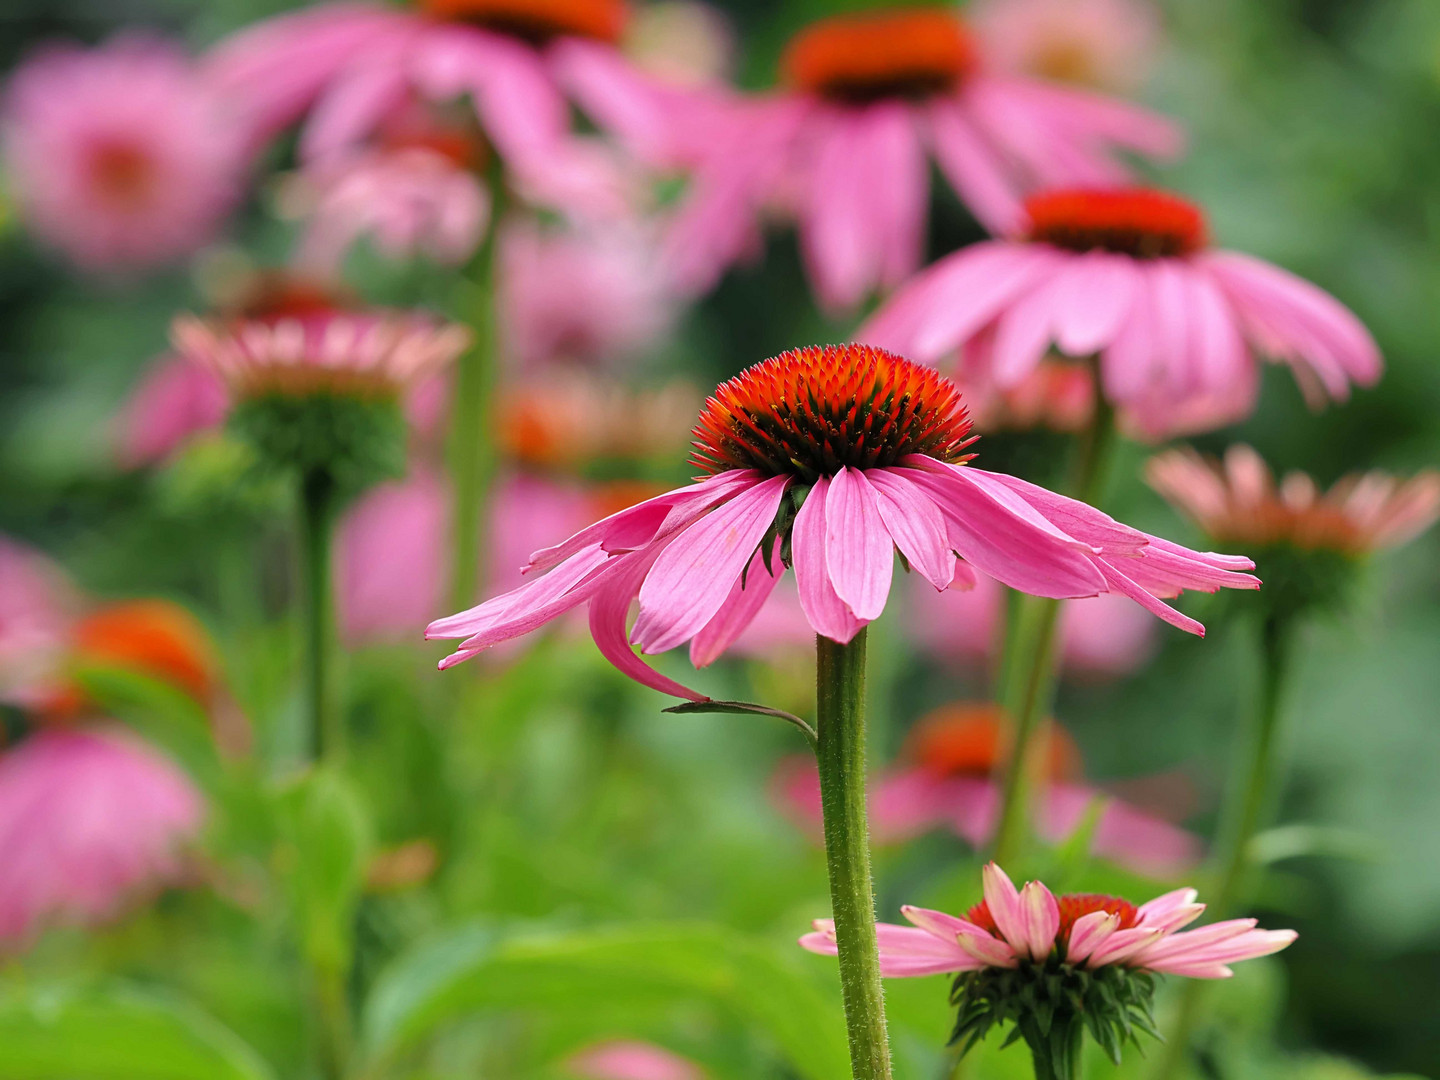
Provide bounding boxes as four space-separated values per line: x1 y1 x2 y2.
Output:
0 726 204 946
203 0 640 218
0 537 78 710
604 7 1180 310
427 344 1259 696
800 862 1295 1073
1 35 244 273
860 187 1382 437
566 1040 705 1080
775 704 1198 877
970 0 1162 93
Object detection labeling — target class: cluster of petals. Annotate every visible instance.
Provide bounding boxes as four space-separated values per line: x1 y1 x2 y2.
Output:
203 1 635 219
801 863 1296 980
172 308 470 400
0 536 78 709
1148 444 1440 555
860 187 1382 437
566 1039 705 1080
970 0 1162 93
1 34 246 273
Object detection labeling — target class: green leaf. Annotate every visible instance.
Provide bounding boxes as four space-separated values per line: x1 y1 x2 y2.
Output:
662 700 817 746
0 986 276 1080
360 921 848 1080
73 664 221 788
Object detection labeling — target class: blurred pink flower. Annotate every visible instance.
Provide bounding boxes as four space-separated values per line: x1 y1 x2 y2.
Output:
573 7 1180 309
1 35 244 273
774 704 1199 878
501 220 678 369
909 569 1155 679
204 0 639 219
428 346 1259 696
0 726 204 946
623 2 735 88
1148 445 1440 556
0 537 77 710
959 359 1095 435
567 1040 705 1080
971 0 1162 93
336 469 595 645
860 188 1381 438
114 355 229 468
801 862 1295 979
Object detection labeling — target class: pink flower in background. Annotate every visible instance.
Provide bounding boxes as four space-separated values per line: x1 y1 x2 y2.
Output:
596 7 1180 309
860 188 1382 438
959 359 1095 435
428 345 1259 697
114 356 229 468
0 537 77 710
971 0 1162 93
567 1040 705 1080
623 2 735 88
775 704 1199 878
500 220 678 369
204 0 640 219
0 726 204 945
1148 445 1440 556
801 862 1296 978
337 469 596 644
909 569 1155 678
1 35 244 273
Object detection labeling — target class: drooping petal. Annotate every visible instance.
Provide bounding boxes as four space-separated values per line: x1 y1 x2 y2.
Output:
792 477 866 643
825 467 894 621
924 98 1026 235
688 542 785 668
867 468 956 590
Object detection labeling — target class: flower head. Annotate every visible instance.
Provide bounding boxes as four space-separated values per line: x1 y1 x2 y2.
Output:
971 0 1163 93
0 537 78 711
428 344 1258 697
780 9 977 103
2 35 244 273
421 0 628 43
566 1040 705 1080
800 863 1294 1067
860 186 1382 438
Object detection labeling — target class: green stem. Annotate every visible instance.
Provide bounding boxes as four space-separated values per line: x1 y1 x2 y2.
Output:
313 964 352 1080
298 468 341 763
447 163 506 612
1154 614 1294 1080
815 630 893 1080
1025 1017 1084 1080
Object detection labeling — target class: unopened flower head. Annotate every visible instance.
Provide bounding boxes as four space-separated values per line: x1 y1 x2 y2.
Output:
800 862 1295 1073
428 343 1259 697
860 186 1382 438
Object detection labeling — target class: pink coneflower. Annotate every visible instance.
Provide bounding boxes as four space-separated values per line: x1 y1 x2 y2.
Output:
775 704 1198 878
114 355 230 468
0 537 77 710
909 569 1155 678
427 344 1259 695
801 862 1294 1070
970 0 1163 93
567 1040 705 1080
0 726 204 946
615 7 1180 310
204 0 639 218
1147 445 1440 556
1 35 244 273
859 187 1382 437
959 359 1095 436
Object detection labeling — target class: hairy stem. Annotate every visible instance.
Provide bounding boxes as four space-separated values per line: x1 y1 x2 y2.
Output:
815 630 893 1080
298 468 341 763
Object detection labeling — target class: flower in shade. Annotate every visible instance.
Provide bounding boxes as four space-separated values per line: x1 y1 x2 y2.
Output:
566 1040 705 1080
498 373 699 468
427 344 1259 697
774 704 1198 878
970 0 1162 93
859 187 1382 438
0 537 78 710
203 0 641 218
801 862 1295 1069
0 726 204 946
1148 445 1440 619
114 355 230 469
581 7 1179 310
1 35 244 273
909 570 1155 679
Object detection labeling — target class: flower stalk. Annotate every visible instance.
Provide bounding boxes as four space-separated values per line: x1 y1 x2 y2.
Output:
815 629 893 1080
298 467 342 762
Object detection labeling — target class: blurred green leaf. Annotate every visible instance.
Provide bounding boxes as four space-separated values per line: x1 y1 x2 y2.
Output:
74 664 222 787
360 922 849 1079
0 986 276 1080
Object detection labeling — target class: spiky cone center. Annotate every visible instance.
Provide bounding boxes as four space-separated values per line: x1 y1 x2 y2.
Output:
908 704 1082 781
691 344 976 482
1025 188 1209 259
419 0 628 43
965 893 1140 949
781 8 977 103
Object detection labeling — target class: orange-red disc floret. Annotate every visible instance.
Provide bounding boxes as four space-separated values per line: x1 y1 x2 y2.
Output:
420 0 628 44
691 344 976 481
72 600 216 706
908 704 1083 781
966 893 1140 953
781 8 977 103
1025 188 1208 259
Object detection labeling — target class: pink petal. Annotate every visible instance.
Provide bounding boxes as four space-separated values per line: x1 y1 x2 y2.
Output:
1049 251 1140 358
1065 911 1120 965
1017 879 1061 959
956 928 1020 969
825 467 894 621
867 468 956 590
923 97 1025 235
589 542 708 701
688 542 785 668
981 862 1027 951
792 477 865 643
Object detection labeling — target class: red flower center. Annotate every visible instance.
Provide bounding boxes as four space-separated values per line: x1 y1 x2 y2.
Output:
966 893 1140 950
781 9 977 103
691 344 976 481
1025 188 1208 258
907 704 1082 780
88 140 156 210
231 274 352 324
419 0 628 44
